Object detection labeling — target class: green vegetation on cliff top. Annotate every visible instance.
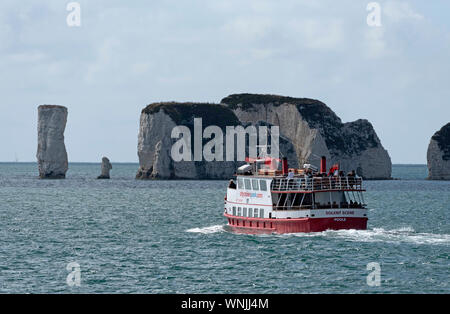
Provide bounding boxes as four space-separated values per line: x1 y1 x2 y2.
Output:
220 93 379 154
221 93 340 127
142 102 240 128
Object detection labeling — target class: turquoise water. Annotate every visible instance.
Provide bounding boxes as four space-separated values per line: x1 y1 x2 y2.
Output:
0 163 448 293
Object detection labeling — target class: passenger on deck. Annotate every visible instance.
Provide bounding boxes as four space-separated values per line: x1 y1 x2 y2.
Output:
228 179 236 189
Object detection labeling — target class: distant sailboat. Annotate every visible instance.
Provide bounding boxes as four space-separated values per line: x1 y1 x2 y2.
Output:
14 153 19 163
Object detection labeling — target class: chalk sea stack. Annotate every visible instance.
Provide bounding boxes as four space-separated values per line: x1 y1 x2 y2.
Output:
137 103 247 179
36 105 68 179
427 123 450 180
136 94 392 180
221 94 392 179
97 157 112 179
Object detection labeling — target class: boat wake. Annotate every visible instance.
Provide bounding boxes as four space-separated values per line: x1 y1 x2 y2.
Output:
291 227 450 246
187 225 449 246
186 225 225 234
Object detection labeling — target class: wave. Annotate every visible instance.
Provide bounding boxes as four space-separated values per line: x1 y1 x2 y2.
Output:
186 225 225 234
187 224 449 246
291 227 450 246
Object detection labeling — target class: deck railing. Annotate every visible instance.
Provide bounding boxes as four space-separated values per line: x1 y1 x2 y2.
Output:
271 176 363 192
272 203 365 211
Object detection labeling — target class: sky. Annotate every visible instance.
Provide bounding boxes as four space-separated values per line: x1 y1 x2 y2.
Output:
0 0 449 163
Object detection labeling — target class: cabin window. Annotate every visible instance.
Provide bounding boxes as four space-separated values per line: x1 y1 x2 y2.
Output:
238 207 242 216
232 207 236 216
251 179 259 191
259 180 267 191
243 207 247 217
244 179 252 190
260 208 264 218
237 178 244 189
254 208 259 218
248 208 253 218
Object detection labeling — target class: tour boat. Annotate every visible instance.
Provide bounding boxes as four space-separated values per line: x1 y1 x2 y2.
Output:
224 155 368 234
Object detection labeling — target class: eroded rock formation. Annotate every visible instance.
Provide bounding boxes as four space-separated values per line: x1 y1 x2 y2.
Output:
36 105 68 179
221 94 392 179
427 123 450 180
135 102 297 179
97 157 112 179
137 103 241 179
136 94 392 180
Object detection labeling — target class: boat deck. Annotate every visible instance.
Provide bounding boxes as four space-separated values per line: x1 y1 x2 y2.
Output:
271 176 364 193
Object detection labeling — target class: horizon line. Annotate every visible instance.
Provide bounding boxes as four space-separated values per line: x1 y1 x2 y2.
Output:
0 161 428 166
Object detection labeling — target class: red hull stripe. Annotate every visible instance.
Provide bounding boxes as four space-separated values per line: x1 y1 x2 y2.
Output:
224 213 367 234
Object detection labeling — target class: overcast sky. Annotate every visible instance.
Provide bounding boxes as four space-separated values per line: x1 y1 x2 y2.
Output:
0 0 449 163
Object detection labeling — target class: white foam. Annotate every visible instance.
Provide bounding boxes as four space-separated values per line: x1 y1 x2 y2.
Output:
187 224 450 245
186 225 225 234
305 227 450 246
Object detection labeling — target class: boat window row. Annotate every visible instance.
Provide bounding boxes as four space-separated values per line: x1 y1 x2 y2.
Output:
237 178 268 191
232 206 265 219
228 218 272 229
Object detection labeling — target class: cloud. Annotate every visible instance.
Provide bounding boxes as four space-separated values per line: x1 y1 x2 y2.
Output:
363 27 387 59
288 18 345 50
221 17 273 41
384 1 424 21
85 38 121 84
8 50 46 63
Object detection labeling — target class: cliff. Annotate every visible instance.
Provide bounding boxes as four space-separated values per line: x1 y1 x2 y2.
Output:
427 123 450 180
136 102 297 179
136 94 392 180
36 105 69 179
221 94 392 179
136 103 241 179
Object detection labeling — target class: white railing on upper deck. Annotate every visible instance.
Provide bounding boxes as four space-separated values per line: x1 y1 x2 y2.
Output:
271 176 363 192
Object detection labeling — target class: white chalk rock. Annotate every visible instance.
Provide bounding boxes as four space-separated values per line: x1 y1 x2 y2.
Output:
222 94 392 179
427 123 450 180
36 105 68 179
97 157 112 179
135 102 296 179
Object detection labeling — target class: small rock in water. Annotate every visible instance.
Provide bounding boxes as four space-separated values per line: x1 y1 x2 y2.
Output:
97 157 112 179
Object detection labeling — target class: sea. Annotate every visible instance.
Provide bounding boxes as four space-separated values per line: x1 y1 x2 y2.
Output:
0 163 448 294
